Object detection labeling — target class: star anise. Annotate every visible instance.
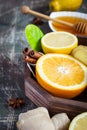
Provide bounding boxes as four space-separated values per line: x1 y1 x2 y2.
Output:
8 98 25 109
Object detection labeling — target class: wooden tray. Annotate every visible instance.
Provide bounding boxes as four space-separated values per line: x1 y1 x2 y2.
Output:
25 64 87 119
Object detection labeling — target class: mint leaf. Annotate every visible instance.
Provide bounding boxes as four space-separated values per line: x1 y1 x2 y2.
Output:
25 24 44 51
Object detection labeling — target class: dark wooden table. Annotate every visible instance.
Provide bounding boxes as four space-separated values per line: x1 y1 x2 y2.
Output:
0 0 87 129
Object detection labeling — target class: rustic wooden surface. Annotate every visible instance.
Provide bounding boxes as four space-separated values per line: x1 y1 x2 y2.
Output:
0 0 87 129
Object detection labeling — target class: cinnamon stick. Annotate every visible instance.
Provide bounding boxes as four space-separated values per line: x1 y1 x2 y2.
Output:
29 50 43 59
22 47 31 56
22 47 43 64
23 55 37 64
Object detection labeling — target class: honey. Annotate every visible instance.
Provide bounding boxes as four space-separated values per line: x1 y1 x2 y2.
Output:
52 16 87 36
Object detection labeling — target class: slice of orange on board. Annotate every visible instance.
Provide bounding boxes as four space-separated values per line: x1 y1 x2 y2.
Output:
36 54 87 98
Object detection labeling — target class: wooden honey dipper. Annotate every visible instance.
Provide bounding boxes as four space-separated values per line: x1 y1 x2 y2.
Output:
21 5 87 34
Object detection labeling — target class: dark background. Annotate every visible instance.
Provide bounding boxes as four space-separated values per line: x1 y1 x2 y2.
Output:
0 0 87 129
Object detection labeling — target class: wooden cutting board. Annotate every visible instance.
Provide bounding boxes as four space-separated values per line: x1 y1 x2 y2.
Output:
25 64 87 119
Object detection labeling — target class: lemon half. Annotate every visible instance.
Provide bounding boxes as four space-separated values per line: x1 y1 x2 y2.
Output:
69 112 87 130
41 31 78 54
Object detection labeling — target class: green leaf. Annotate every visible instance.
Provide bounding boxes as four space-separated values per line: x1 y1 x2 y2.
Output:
25 24 44 51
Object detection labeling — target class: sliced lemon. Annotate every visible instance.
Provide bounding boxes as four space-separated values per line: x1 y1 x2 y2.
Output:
69 112 87 130
41 31 78 54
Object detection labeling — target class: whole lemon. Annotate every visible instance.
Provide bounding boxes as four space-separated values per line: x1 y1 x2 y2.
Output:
49 0 83 11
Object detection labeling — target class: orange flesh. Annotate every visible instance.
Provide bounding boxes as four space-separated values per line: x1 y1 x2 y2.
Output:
42 57 84 86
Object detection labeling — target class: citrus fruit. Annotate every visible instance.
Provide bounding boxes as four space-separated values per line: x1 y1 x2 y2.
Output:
69 112 87 130
41 32 78 54
36 54 87 98
49 0 83 11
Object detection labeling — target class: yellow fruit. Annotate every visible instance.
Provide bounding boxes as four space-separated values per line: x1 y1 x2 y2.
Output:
36 54 87 98
71 45 87 66
49 0 83 11
69 112 87 130
41 32 78 54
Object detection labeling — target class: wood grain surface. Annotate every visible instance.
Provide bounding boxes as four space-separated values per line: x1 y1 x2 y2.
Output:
0 0 50 129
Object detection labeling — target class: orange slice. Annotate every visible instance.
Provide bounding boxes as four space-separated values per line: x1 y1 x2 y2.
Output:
36 54 87 98
41 31 78 54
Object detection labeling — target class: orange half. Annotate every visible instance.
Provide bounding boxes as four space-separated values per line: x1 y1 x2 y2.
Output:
36 54 87 98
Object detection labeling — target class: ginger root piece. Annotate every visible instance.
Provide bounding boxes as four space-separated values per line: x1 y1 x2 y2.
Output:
17 107 70 130
17 107 55 130
71 45 87 66
51 113 70 130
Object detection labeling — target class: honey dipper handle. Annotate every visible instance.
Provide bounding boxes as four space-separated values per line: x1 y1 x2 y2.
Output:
21 5 73 27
